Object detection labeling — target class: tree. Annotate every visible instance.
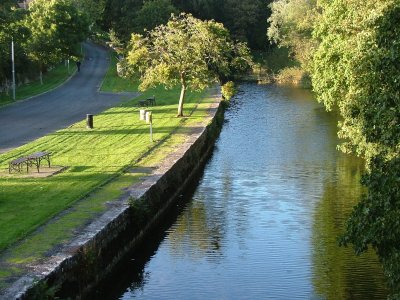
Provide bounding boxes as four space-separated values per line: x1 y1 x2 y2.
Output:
223 0 270 49
171 0 225 21
311 0 400 296
0 1 17 84
24 0 89 84
102 0 143 40
132 0 178 33
267 0 319 69
170 0 270 49
0 2 28 90
70 0 106 27
126 13 251 117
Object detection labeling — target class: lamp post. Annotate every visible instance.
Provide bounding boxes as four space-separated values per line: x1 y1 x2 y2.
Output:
11 38 16 101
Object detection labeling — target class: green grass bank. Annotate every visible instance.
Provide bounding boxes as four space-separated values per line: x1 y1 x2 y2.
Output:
0 51 216 293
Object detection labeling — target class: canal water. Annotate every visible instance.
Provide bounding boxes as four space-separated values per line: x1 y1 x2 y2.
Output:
105 83 387 299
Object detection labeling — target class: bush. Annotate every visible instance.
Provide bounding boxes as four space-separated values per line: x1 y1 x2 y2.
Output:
221 81 236 100
275 67 311 88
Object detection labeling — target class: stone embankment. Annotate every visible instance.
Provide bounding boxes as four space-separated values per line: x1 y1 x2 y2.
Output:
3 89 225 299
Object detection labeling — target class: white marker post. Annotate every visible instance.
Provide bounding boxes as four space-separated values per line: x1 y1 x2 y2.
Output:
11 38 16 101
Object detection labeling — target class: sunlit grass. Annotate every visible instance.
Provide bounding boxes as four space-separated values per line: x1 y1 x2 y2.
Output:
0 86 205 252
101 53 139 92
0 51 218 291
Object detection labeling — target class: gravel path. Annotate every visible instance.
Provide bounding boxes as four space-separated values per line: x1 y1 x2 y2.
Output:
0 42 138 153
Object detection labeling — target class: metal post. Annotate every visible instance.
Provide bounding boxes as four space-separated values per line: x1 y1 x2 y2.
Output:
11 38 16 100
67 59 70 74
86 114 93 129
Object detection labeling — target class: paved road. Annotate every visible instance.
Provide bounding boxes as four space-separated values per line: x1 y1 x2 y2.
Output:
0 42 138 153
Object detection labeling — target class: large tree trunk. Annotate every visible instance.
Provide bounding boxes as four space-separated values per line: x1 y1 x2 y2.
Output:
177 75 186 117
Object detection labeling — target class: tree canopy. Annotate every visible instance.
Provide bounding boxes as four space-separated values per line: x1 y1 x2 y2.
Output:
100 0 270 49
307 0 400 295
132 0 178 33
24 0 88 83
267 0 319 69
125 13 252 116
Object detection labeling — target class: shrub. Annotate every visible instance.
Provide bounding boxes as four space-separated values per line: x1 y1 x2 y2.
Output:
275 67 311 88
221 81 236 100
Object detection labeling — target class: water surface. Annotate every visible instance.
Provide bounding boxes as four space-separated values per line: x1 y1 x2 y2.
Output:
108 84 387 299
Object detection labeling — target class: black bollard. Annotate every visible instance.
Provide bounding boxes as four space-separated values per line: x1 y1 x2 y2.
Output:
86 114 93 129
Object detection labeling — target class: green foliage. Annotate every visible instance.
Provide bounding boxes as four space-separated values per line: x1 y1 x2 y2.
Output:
102 0 143 40
311 0 400 296
221 81 235 100
0 3 29 86
133 0 178 32
25 0 89 66
70 0 106 27
99 0 270 49
340 156 400 296
223 0 270 50
126 13 251 116
311 0 398 161
0 0 88 93
275 66 310 88
267 0 319 69
172 0 270 49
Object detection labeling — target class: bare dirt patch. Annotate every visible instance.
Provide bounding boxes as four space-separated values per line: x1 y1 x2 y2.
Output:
0 166 67 178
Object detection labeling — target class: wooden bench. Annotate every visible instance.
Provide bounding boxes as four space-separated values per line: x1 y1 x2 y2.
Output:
9 157 29 173
146 95 156 106
8 151 51 174
137 96 156 107
138 100 148 107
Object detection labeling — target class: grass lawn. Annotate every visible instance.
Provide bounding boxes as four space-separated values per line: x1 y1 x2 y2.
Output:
0 63 77 107
0 50 217 282
101 53 138 92
0 86 207 252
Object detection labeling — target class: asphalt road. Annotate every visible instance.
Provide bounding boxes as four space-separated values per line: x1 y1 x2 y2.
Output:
0 42 138 153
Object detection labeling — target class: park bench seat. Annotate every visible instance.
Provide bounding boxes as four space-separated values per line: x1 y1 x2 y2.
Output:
137 96 156 107
146 96 156 106
9 157 29 173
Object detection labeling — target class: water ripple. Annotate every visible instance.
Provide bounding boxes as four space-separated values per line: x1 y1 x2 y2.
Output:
114 83 387 300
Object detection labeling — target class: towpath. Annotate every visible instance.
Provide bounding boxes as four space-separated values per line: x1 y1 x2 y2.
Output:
0 42 138 153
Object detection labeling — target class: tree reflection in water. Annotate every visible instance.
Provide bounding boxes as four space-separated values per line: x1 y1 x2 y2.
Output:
312 153 388 299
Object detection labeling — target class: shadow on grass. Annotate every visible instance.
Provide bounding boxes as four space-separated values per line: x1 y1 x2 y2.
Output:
48 126 202 137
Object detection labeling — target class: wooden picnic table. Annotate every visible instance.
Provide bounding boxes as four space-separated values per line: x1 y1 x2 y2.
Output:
8 151 51 174
27 151 51 173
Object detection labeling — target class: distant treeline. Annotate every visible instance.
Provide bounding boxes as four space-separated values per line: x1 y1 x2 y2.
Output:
1 0 273 92
0 0 88 91
99 0 270 50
